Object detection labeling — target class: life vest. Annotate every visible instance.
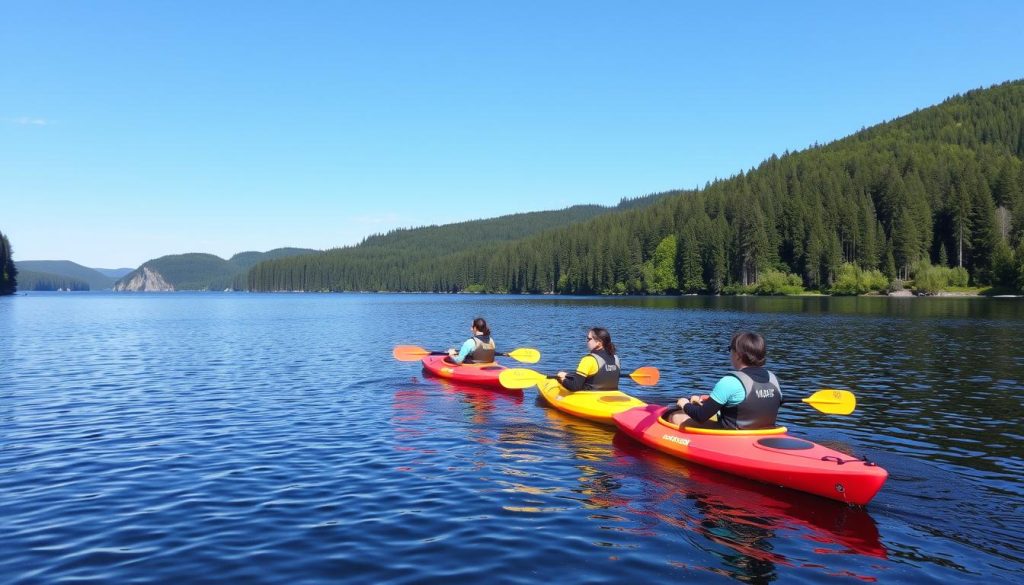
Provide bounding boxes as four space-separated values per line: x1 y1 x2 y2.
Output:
584 350 621 390
718 367 782 430
464 334 495 363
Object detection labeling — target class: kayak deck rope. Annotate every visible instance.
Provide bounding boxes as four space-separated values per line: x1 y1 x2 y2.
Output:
821 454 878 466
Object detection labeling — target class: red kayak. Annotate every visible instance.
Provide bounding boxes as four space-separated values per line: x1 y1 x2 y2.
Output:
613 404 888 505
420 355 510 390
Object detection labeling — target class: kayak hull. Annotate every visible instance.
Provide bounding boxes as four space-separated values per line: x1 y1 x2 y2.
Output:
421 355 509 389
612 404 888 505
537 379 646 424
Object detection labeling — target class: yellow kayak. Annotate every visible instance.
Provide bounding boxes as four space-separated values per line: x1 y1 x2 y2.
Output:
536 379 646 424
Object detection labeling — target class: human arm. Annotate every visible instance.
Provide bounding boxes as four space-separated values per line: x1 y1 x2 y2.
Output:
682 396 723 422
680 376 744 422
557 355 599 391
449 339 475 364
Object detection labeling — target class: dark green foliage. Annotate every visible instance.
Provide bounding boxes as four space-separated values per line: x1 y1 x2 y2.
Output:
17 270 90 291
129 253 239 291
119 248 319 291
0 231 17 295
247 80 1024 294
247 204 641 292
228 248 320 271
15 260 116 290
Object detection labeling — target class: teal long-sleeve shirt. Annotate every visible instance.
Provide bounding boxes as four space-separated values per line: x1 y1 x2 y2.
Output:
450 338 477 364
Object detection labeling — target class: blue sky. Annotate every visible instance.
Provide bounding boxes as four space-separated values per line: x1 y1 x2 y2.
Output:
2 1 1022 268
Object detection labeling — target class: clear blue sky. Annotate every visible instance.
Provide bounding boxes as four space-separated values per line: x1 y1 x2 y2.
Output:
2 1 1022 268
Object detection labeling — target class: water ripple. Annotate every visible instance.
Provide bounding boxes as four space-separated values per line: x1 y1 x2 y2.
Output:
1 293 1022 583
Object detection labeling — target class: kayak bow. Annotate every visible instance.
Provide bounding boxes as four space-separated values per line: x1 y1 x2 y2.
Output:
613 404 888 505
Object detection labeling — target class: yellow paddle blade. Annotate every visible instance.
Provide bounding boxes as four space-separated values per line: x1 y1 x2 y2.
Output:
802 389 856 415
500 365 659 390
503 347 541 364
499 368 548 389
628 366 660 386
392 345 432 361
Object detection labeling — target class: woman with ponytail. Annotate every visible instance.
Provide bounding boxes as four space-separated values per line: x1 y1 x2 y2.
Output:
447 317 496 364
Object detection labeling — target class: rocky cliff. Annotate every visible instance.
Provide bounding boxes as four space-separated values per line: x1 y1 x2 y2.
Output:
113 267 174 292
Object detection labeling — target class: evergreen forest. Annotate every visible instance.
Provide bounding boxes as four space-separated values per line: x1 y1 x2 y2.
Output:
0 230 16 295
249 80 1024 295
15 260 118 290
116 248 319 291
17 270 90 291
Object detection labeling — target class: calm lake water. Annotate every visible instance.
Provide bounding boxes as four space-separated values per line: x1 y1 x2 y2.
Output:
2 293 1022 584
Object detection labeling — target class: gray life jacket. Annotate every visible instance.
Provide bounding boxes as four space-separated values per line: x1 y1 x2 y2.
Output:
465 334 495 363
584 350 621 390
718 367 782 430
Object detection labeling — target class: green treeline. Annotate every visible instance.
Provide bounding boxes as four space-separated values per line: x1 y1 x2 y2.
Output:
117 248 319 291
1 230 17 295
17 270 90 291
249 80 1024 294
247 204 645 291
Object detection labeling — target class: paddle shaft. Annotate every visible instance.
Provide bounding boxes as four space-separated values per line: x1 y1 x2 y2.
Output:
393 345 540 364
499 366 659 389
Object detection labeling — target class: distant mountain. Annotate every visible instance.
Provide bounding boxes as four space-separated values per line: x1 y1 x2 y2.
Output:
247 201 670 291
227 248 322 271
115 248 319 291
17 270 91 291
16 260 117 290
93 267 134 279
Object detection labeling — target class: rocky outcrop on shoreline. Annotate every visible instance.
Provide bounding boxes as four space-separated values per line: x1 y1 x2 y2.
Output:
113 267 174 292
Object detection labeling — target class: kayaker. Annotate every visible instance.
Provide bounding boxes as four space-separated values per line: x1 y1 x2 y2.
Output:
667 331 782 429
447 317 496 364
556 327 621 391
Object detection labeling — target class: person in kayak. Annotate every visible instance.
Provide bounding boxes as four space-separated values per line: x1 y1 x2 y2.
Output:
556 327 621 391
667 331 782 429
447 317 496 364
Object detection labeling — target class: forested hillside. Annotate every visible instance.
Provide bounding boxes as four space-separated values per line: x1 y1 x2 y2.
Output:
248 201 668 291
15 260 116 290
116 248 319 291
248 80 1024 294
0 230 16 295
17 270 90 291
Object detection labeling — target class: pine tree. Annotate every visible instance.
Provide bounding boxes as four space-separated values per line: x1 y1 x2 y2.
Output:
949 184 972 268
677 222 705 292
968 179 998 283
643 235 678 294
0 231 17 295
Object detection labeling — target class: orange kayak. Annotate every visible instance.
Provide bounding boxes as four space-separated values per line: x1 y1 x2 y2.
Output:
613 404 888 505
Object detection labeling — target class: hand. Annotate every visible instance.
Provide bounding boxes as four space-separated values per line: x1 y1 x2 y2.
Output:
676 397 689 408
557 371 566 381
447 349 456 357
689 395 703 404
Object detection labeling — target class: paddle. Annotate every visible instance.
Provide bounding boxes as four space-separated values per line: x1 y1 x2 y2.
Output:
782 388 856 415
499 366 660 390
392 345 541 364
665 388 856 416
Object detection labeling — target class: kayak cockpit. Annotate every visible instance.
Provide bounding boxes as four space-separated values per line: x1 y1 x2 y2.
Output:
656 414 788 435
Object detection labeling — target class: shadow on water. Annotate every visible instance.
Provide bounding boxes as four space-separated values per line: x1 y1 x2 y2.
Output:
531 398 888 583
526 294 1024 320
608 432 887 584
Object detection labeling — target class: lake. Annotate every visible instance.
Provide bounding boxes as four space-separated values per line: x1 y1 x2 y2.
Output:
1 292 1022 584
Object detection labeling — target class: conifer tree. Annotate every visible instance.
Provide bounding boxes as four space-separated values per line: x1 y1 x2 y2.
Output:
0 231 17 295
